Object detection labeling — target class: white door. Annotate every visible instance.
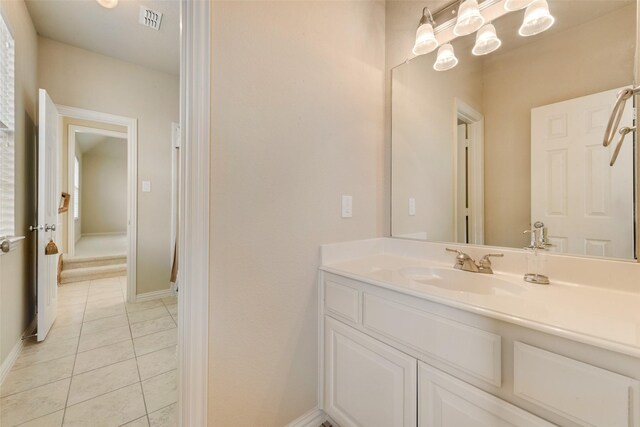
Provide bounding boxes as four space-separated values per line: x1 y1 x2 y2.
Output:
36 88 60 341
456 123 468 243
323 316 417 427
531 87 634 259
419 362 553 427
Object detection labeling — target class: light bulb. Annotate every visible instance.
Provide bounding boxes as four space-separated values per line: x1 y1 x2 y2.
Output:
433 44 459 71
413 23 438 56
453 0 485 36
96 0 118 8
472 24 501 55
519 0 555 37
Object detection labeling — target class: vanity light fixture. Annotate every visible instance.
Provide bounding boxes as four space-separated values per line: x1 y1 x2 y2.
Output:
503 0 535 11
96 0 118 8
519 0 555 37
433 43 459 71
472 24 502 55
453 0 485 36
413 7 439 56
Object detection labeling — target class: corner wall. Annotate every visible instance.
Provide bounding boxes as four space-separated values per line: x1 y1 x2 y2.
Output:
209 1 386 425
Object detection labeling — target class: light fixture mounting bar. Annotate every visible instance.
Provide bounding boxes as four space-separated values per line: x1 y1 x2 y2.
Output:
431 0 501 33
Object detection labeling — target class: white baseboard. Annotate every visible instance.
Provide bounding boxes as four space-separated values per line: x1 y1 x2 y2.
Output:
0 318 37 385
286 408 327 427
134 288 176 302
81 231 127 237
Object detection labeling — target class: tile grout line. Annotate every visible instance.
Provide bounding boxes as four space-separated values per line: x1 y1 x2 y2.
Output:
124 281 152 421
61 277 91 426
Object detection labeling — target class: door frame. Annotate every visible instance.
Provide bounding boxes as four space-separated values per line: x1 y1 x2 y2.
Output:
57 105 138 303
66 124 128 257
178 0 211 425
453 99 485 245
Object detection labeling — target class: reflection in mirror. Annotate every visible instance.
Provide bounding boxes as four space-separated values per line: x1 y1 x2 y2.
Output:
391 0 637 260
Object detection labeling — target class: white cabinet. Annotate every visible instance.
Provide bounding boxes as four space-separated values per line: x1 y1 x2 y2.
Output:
324 316 417 427
513 342 640 427
419 362 553 427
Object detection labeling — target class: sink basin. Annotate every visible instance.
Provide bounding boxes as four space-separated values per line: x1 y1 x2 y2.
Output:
399 267 525 296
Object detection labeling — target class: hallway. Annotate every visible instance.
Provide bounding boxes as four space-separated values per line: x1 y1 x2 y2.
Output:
0 278 178 426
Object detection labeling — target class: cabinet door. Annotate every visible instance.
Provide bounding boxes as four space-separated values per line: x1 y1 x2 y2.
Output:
419 362 553 427
324 316 417 427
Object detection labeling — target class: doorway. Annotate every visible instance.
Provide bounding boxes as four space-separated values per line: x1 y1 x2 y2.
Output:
59 106 138 302
454 99 485 245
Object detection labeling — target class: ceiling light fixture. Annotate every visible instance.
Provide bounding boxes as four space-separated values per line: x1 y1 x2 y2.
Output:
519 0 555 37
433 44 459 71
472 24 502 55
413 7 439 56
503 0 535 12
96 0 118 9
453 0 485 36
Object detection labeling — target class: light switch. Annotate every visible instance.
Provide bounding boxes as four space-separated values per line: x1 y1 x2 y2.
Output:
142 181 151 192
409 198 416 216
342 195 353 218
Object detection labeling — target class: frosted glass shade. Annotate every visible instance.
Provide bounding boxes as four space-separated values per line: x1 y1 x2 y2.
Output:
433 44 458 71
504 0 535 11
519 0 555 36
413 23 438 56
453 0 485 36
472 24 502 56
96 0 118 8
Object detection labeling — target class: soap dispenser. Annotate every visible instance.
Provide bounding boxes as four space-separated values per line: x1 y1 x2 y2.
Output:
523 221 551 285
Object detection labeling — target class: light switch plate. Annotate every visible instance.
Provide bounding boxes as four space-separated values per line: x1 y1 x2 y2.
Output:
409 198 416 216
342 195 353 218
142 181 151 192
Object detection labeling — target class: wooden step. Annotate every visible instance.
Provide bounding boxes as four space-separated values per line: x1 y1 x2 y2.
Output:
63 254 127 270
60 263 126 284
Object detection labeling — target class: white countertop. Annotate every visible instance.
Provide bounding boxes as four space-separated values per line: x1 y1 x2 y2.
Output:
320 239 640 359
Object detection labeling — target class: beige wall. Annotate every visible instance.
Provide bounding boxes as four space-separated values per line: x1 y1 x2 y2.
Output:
38 38 179 295
391 46 483 240
482 4 636 247
0 0 38 366
209 1 385 425
81 139 127 235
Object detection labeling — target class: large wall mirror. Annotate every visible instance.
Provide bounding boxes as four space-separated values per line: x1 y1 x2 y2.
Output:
391 0 638 260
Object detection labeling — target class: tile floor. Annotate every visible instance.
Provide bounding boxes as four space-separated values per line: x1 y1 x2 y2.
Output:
0 276 178 427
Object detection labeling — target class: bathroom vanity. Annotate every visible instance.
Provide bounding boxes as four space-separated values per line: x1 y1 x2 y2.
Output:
318 238 640 427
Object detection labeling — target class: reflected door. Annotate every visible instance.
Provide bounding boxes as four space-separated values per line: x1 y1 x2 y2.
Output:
531 87 634 259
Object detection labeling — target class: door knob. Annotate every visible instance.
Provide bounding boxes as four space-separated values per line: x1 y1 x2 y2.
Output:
45 224 56 232
1 239 9 253
29 225 43 232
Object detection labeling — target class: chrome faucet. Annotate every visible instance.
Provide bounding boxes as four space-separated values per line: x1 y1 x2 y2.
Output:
446 248 504 274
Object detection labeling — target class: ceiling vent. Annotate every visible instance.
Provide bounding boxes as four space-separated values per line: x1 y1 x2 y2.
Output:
139 6 163 31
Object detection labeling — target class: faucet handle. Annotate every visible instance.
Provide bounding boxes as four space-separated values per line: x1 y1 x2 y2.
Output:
446 248 472 260
480 253 504 262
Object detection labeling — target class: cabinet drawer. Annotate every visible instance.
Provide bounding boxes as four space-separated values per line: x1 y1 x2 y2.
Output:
363 293 501 387
324 279 360 324
514 342 640 427
419 362 553 427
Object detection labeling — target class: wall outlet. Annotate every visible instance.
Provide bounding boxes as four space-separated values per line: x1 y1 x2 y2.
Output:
409 198 416 216
342 195 353 218
142 181 152 192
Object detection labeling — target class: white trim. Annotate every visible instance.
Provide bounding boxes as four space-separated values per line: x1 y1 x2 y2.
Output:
0 318 36 385
453 99 485 245
80 231 127 237
134 288 175 303
178 1 210 425
57 105 138 304
286 408 327 427
170 122 179 274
